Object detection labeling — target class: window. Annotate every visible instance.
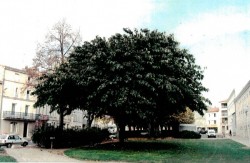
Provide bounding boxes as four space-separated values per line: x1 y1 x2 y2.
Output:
26 90 30 100
14 135 20 140
25 105 29 116
214 120 216 124
221 103 227 108
10 122 17 133
11 103 16 115
15 88 18 97
214 113 216 117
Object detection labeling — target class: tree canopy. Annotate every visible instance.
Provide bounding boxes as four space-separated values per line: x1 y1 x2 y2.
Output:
31 20 82 130
33 28 210 141
32 64 85 130
66 28 210 142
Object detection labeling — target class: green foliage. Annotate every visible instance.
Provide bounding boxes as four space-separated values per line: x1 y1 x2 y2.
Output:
33 28 210 142
67 29 210 134
32 65 82 114
32 125 109 148
171 108 195 124
175 130 201 139
32 64 85 129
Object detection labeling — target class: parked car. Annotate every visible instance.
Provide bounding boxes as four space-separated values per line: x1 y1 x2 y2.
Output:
0 134 28 148
199 128 207 134
207 130 216 138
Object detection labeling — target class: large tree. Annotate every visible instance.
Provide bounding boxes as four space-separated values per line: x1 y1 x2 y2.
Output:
31 20 81 129
67 28 210 143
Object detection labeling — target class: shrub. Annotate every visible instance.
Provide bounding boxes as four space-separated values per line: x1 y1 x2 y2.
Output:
175 130 201 139
32 125 109 148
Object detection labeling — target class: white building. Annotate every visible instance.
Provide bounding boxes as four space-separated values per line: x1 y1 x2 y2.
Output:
0 65 87 138
227 90 236 136
219 100 229 135
234 80 250 139
205 107 220 133
0 65 37 138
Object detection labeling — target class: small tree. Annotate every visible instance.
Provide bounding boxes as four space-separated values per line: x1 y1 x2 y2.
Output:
32 64 84 130
172 108 195 124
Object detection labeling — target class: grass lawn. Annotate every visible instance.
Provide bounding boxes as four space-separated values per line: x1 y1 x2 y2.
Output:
65 139 250 163
0 148 16 162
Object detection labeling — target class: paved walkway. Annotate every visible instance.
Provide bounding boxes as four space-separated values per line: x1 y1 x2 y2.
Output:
230 135 250 147
5 146 85 162
4 144 122 163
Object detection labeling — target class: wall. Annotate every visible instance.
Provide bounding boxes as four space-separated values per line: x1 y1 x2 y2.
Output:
235 81 250 138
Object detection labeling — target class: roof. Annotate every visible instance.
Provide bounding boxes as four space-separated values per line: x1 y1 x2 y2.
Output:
219 100 227 103
5 66 27 74
207 107 219 113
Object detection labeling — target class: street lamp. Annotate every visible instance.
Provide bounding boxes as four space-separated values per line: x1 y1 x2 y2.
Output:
244 106 250 146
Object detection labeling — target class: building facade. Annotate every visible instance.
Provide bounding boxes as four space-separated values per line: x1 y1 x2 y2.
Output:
0 65 37 138
37 105 87 129
234 80 250 139
219 100 229 135
205 107 220 133
227 90 236 136
193 111 206 132
0 65 87 138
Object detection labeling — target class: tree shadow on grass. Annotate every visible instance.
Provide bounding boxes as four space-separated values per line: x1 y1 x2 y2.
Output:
80 141 182 152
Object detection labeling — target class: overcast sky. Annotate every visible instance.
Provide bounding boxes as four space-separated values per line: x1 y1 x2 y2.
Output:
0 0 250 106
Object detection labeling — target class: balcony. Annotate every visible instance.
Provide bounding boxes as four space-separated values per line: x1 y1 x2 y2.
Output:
221 121 228 125
3 111 38 121
221 113 228 117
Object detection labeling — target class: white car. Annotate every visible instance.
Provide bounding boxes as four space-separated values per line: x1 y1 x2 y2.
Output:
207 130 216 138
0 134 28 148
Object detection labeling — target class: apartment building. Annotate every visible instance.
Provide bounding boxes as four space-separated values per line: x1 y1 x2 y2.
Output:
234 80 250 139
205 107 220 133
0 65 37 138
0 65 87 138
219 100 229 135
37 105 87 129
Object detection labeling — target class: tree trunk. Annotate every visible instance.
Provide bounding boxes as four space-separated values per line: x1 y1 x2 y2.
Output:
87 112 94 128
59 111 64 131
118 122 125 145
149 122 155 138
172 122 180 135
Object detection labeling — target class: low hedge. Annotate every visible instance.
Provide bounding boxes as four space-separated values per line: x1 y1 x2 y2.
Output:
175 130 201 139
32 126 109 148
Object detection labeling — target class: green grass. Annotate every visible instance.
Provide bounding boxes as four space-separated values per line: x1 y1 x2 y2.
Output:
65 139 250 163
0 148 16 162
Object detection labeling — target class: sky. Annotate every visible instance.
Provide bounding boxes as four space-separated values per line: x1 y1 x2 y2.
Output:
0 0 250 106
